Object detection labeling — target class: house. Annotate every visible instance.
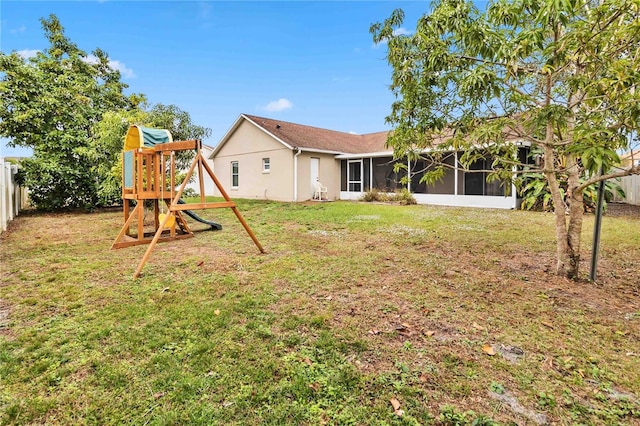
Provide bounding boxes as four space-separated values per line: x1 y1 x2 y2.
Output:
620 149 640 168
210 114 529 209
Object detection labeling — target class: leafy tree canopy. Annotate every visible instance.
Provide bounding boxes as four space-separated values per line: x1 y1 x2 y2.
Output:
0 14 211 210
0 14 133 210
371 0 640 279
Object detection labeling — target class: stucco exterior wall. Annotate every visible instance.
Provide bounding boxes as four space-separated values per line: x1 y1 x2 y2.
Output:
296 153 341 201
213 120 294 201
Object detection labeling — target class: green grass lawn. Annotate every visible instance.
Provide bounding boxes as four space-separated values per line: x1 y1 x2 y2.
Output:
1 200 639 425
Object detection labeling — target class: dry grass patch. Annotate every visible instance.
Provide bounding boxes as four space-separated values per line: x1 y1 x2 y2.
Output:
1 200 639 425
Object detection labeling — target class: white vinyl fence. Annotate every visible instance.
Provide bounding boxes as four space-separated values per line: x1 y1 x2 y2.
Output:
618 174 640 206
1 159 28 232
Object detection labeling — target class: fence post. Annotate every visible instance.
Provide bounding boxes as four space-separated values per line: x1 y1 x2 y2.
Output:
1 158 25 233
1 159 7 232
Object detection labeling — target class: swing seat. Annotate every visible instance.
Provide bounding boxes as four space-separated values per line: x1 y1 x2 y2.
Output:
158 213 175 229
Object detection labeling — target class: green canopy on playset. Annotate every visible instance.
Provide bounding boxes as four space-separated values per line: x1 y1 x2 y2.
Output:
123 125 173 188
124 125 173 151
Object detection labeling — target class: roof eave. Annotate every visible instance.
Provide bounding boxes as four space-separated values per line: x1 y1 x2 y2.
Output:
334 139 531 159
298 147 345 155
335 151 394 159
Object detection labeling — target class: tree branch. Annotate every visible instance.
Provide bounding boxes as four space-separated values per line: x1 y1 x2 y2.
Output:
575 165 640 193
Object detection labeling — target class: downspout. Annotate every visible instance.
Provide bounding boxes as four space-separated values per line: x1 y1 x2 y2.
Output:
293 147 302 202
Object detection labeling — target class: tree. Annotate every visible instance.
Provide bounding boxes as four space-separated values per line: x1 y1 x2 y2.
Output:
371 0 640 279
89 102 212 205
0 14 132 210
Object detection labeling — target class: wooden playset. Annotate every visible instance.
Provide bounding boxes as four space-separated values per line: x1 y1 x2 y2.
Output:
111 125 264 278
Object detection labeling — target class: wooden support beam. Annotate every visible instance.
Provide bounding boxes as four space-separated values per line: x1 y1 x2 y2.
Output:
197 145 205 203
134 211 173 279
136 150 143 197
137 200 144 241
170 201 236 211
200 155 265 254
111 202 142 249
112 233 193 249
123 199 131 236
174 210 192 234
154 140 197 152
231 206 265 254
154 199 159 230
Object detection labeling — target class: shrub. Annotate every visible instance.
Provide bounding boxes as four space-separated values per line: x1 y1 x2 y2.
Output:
390 188 417 205
360 188 388 202
360 188 417 205
519 173 625 213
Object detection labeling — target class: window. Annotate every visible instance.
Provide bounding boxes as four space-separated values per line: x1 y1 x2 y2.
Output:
231 161 239 188
262 158 270 173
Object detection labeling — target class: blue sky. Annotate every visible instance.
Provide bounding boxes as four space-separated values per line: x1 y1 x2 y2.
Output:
0 0 434 157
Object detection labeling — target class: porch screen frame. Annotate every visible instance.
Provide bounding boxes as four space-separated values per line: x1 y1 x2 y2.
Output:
347 159 363 192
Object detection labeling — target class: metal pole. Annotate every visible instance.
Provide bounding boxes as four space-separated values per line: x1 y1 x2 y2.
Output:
589 175 606 282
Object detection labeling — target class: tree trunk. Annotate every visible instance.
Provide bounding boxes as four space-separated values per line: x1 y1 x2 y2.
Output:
564 154 583 279
544 144 572 277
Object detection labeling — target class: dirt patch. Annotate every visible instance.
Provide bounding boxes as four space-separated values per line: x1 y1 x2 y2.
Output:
605 202 640 218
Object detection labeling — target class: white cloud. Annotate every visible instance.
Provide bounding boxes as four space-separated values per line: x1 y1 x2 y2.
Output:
84 54 136 79
10 24 26 34
108 60 136 79
16 49 39 59
349 131 359 135
372 27 413 49
263 98 293 112
393 27 412 37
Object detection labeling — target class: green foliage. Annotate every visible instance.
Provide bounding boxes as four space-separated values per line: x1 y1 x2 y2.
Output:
371 0 640 277
360 188 386 202
489 381 505 395
360 188 417 205
439 405 498 426
0 15 132 210
519 173 625 213
0 15 211 210
519 173 561 212
182 188 198 198
537 391 557 409
370 0 640 173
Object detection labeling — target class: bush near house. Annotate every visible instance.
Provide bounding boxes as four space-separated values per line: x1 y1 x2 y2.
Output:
360 188 417 205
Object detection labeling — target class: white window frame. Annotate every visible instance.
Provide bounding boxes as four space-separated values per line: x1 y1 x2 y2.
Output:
347 159 363 192
231 161 239 189
262 158 270 173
